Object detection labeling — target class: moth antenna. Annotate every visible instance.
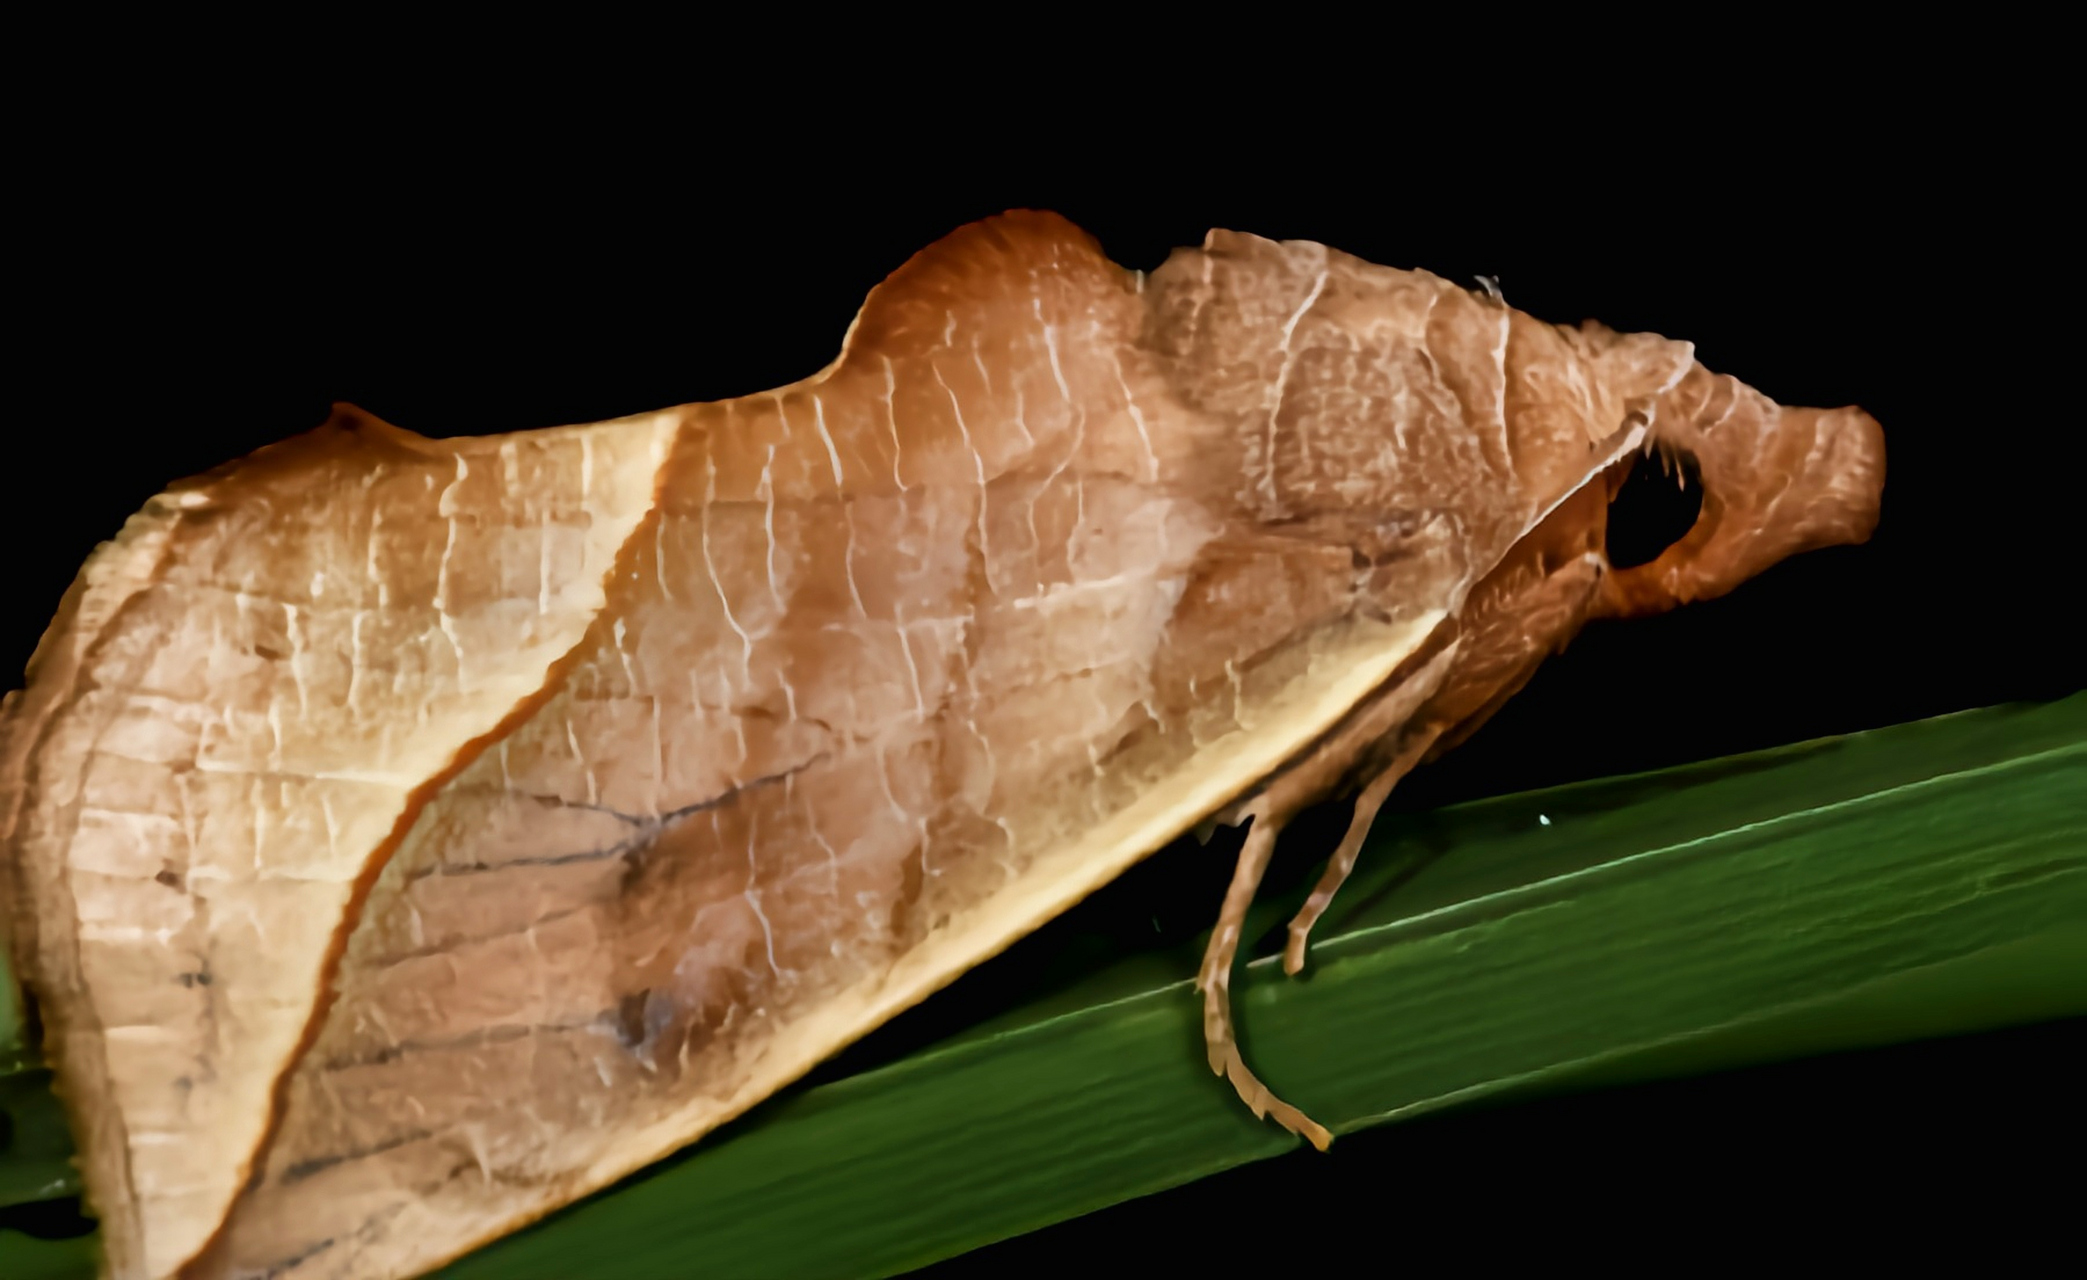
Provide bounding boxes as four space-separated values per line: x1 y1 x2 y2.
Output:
1475 274 1504 302
1197 802 1334 1151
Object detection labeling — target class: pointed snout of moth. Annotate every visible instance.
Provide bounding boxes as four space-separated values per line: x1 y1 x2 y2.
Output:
1600 372 1884 618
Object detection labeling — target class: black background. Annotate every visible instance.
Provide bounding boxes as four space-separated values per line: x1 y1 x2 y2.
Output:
11 72 2080 1268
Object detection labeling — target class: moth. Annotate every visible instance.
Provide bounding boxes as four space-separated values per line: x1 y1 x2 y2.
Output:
0 211 1884 1280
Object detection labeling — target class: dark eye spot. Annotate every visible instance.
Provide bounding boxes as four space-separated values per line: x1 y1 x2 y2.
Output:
613 990 652 1048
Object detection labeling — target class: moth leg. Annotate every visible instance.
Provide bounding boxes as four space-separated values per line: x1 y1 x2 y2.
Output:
1283 762 1400 976
1197 799 1334 1151
1279 723 1446 975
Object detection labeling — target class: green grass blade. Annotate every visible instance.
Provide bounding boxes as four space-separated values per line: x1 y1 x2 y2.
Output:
0 1065 78 1209
4 695 2083 1278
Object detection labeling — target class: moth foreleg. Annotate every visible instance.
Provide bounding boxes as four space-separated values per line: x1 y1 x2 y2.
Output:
1197 798 1335 1151
1282 745 1423 975
1193 643 1462 1149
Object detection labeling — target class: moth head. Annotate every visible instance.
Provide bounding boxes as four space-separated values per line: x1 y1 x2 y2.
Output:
1597 364 1885 618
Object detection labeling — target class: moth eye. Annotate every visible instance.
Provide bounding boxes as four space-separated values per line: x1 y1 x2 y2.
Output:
1606 447 1704 569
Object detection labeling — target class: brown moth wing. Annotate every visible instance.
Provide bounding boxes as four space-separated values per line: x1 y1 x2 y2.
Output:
1 211 1883 1280
0 412 674 1278
188 216 1715 1280
0 495 190 1274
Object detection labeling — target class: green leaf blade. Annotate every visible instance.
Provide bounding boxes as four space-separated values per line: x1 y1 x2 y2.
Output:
4 695 2083 1279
